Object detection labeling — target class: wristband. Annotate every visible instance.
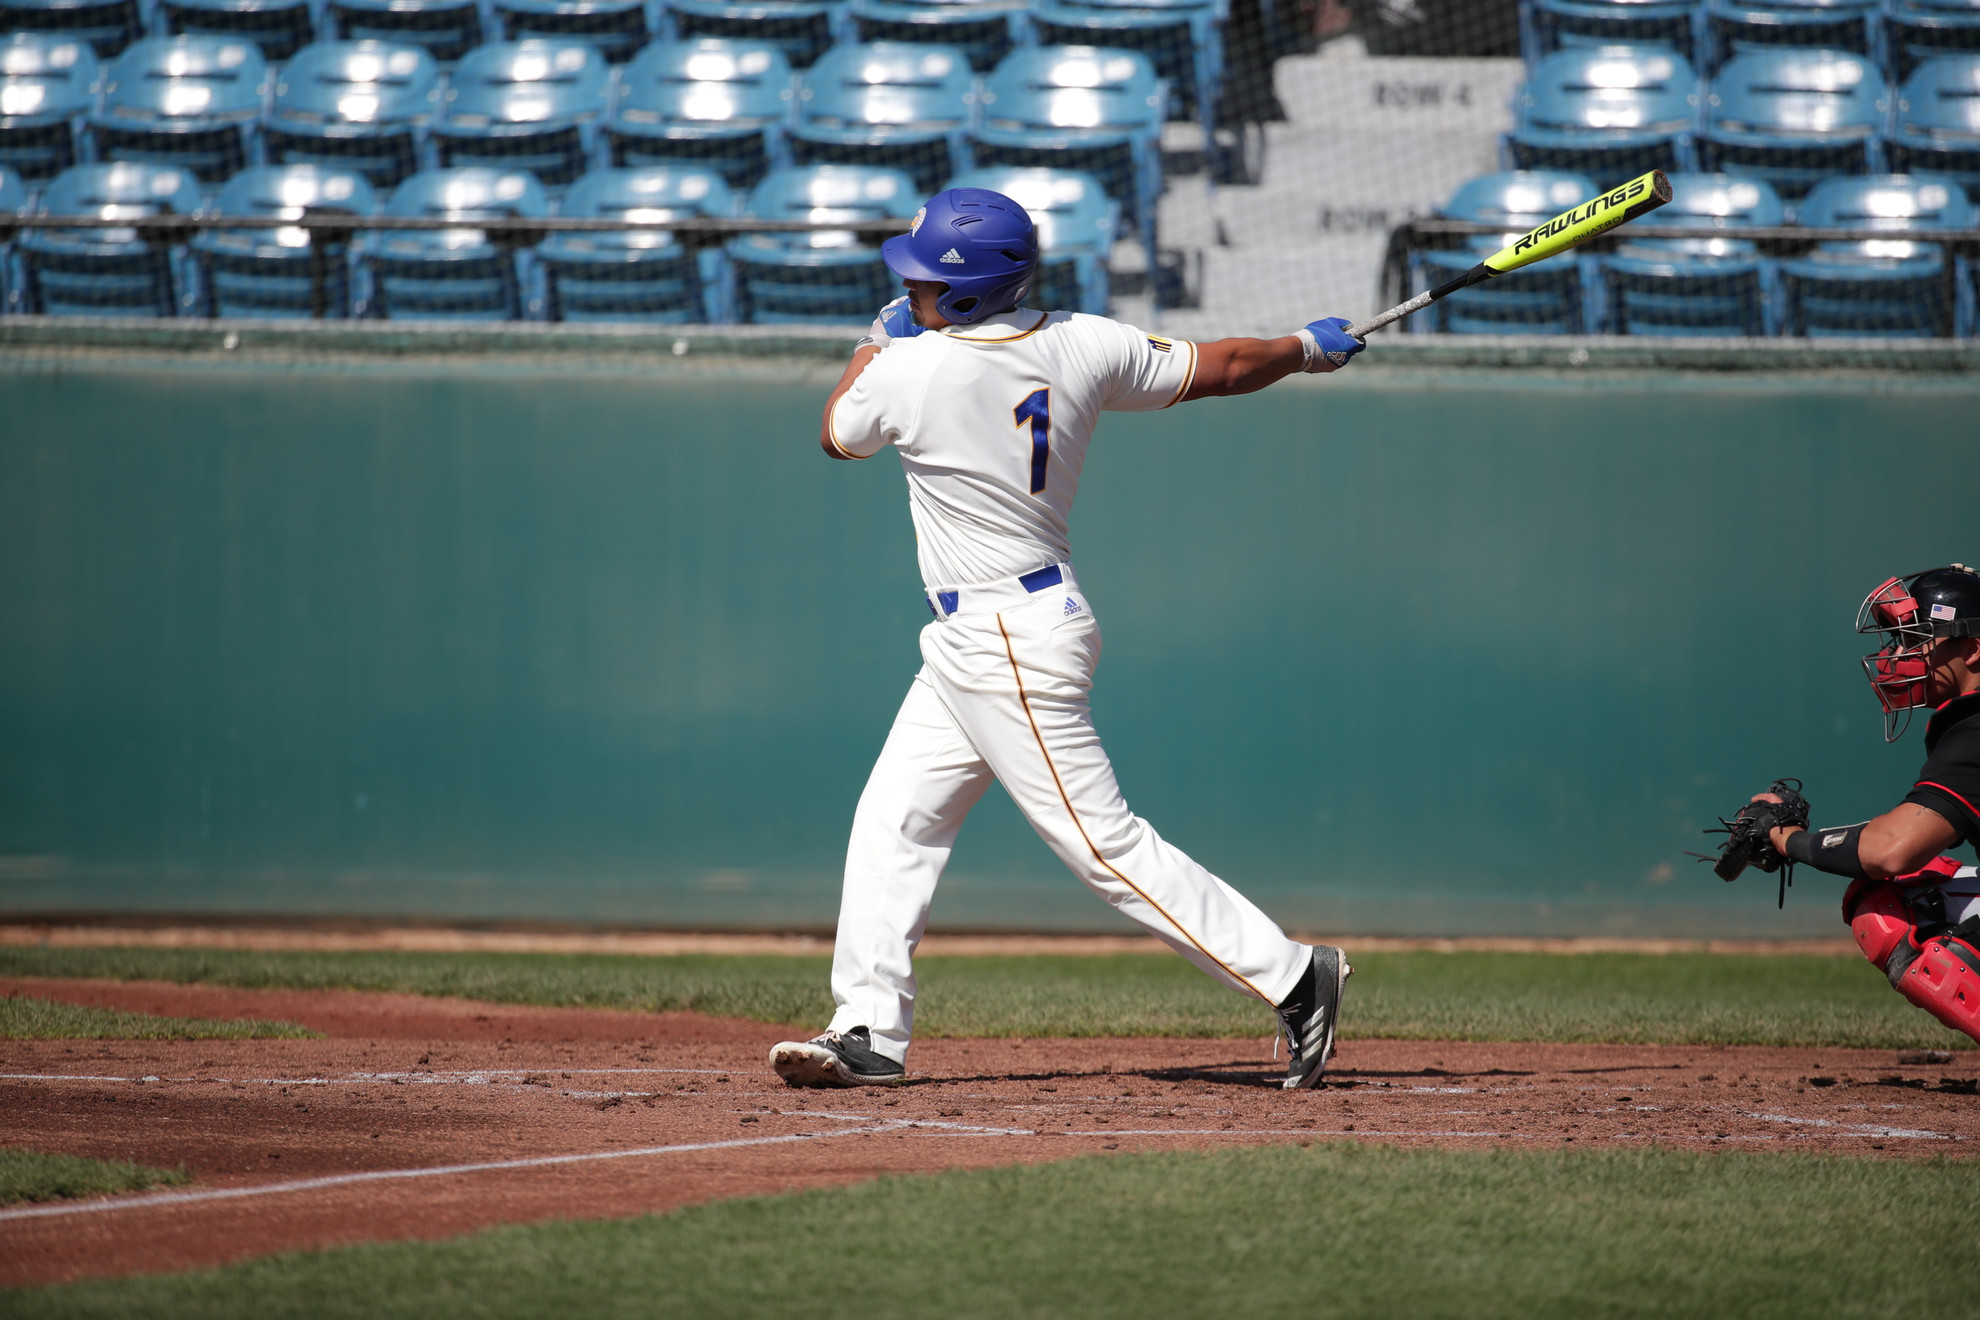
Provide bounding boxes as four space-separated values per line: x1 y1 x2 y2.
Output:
1783 823 1870 880
1294 328 1324 373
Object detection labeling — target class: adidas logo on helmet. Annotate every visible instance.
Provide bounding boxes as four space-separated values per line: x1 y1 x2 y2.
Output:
939 248 964 264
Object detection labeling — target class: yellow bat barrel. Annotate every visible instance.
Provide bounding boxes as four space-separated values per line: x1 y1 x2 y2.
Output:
1483 169 1674 276
1342 170 1675 339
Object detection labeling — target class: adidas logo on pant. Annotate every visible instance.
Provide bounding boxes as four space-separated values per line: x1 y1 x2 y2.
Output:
939 248 964 264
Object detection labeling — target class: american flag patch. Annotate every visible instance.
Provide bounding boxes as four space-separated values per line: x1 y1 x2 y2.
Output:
1147 335 1172 353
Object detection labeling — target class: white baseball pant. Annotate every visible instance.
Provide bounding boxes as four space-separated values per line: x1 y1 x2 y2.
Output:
827 563 1312 1063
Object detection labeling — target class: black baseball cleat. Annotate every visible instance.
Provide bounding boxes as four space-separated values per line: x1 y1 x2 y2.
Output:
769 1026 907 1088
1275 945 1350 1090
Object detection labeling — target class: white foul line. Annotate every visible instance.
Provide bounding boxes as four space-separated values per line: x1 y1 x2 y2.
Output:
0 1125 886 1224
0 1114 1057 1225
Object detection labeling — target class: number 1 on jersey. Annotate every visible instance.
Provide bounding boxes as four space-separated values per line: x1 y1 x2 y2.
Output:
1014 388 1050 495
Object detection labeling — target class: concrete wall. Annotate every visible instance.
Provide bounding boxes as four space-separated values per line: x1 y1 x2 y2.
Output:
3 353 1976 935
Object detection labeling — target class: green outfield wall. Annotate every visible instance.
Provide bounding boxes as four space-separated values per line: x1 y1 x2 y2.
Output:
3 346 1977 936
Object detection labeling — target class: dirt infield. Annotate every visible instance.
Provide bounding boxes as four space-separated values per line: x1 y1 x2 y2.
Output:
5 975 1976 1289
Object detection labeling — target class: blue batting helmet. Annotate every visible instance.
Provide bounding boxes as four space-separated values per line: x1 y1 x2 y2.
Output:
882 188 1038 325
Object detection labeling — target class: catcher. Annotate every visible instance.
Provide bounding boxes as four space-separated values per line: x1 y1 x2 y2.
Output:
1712 565 1980 1043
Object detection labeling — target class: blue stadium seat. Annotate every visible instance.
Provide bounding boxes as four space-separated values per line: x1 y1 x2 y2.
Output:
86 35 270 184
0 32 99 183
1520 0 1704 67
0 0 143 58
18 161 205 315
662 0 839 68
968 46 1164 249
1702 0 1884 72
158 0 317 63
788 41 972 193
327 0 484 65
1506 45 1702 178
605 37 793 188
1028 0 1220 130
946 163 1115 312
729 162 915 321
432 39 611 189
494 0 654 64
1698 48 1889 197
367 165 550 318
1885 0 1980 83
1885 54 1980 197
540 164 733 319
844 0 1025 72
190 163 379 317
1406 169 1603 333
1598 171 1785 334
263 41 442 191
1781 171 1976 334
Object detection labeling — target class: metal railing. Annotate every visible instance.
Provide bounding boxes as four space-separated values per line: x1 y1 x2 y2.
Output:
0 215 916 236
2 213 917 321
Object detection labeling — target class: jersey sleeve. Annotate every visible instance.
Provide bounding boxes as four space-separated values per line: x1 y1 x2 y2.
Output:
1093 318 1198 412
1905 720 1980 842
826 353 899 459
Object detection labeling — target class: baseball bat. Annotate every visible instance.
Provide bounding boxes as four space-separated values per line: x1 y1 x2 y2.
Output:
1345 169 1674 339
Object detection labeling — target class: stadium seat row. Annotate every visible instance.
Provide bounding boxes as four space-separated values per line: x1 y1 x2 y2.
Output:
0 0 1226 68
0 33 1169 246
0 0 1229 169
1521 0 1980 83
1406 168 1980 336
0 159 1120 320
1505 44 1980 200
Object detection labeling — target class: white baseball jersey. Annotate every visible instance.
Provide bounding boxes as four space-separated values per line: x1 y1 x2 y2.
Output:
827 308 1199 588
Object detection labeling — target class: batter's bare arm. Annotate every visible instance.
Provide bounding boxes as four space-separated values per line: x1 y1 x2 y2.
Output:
1181 336 1303 400
1182 317 1365 401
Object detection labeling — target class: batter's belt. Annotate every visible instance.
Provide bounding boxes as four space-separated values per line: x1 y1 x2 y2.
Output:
926 563 1074 621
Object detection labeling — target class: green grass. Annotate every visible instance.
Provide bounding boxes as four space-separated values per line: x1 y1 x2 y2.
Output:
0 993 318 1041
0 1148 187 1207
0 943 1967 1049
10 1145 1978 1318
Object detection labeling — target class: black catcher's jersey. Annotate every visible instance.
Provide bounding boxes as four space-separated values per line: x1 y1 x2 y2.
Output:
1905 691 1980 855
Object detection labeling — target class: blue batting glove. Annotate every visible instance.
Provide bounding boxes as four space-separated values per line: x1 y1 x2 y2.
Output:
1295 317 1363 373
861 295 927 350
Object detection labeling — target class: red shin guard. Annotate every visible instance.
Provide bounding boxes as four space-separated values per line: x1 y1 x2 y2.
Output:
1893 935 1980 1044
1843 880 1913 968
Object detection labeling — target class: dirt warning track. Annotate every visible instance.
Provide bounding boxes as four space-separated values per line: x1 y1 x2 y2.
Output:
4 976 1977 1288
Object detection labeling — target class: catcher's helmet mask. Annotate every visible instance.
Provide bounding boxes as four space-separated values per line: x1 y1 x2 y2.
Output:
1856 563 1980 742
882 188 1039 327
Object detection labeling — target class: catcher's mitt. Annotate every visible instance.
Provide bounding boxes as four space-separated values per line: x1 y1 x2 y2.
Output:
1693 778 1811 908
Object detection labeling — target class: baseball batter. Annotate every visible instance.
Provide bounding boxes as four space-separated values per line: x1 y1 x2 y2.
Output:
769 187 1365 1091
